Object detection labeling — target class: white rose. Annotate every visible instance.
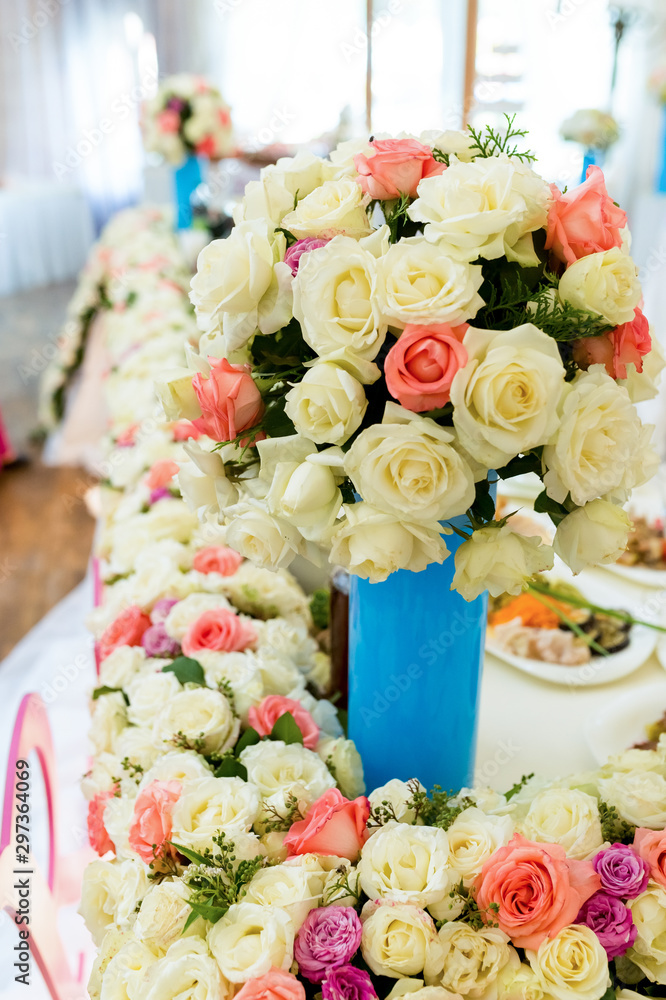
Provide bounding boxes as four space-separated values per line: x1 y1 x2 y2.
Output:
451 323 566 467
109 501 198 574
424 922 512 997
321 860 362 906
79 859 150 946
317 737 366 799
199 652 263 721
126 671 183 727
420 128 476 162
103 796 137 861
281 178 371 239
361 900 443 978
554 500 632 574
234 174 293 226
215 562 311 624
82 752 123 801
543 367 658 507
327 138 374 176
442 807 514 888
526 924 610 1000
141 937 231 1000
293 235 388 361
628 883 666 983
369 779 425 825
502 157 553 267
140 750 213 790
345 404 475 522
170 776 261 850
376 240 484 328
408 157 541 263
89 692 128 755
619 334 666 404
242 862 322 929
207 901 294 982
330 503 450 583
240 740 336 810
152 688 240 755
266 456 342 541
493 951 547 1000
98 939 159 1000
163 593 232 642
520 788 603 861
359 823 451 907
251 650 306 698
155 367 202 422
99 645 147 689
284 362 367 446
598 770 666 828
225 501 302 569
559 247 641 325
253 617 318 672
386 981 463 1000
114 725 163 775
87 927 134 1000
453 522 554 602
134 880 205 953
265 151 325 200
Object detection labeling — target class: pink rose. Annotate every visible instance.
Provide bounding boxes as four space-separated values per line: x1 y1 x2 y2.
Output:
196 135 217 158
634 827 666 889
192 358 265 443
384 323 468 412
248 696 320 750
284 238 330 276
99 606 152 661
87 788 117 856
572 307 651 380
171 420 202 441
234 969 305 1000
128 780 181 865
145 459 180 490
545 165 627 266
353 139 445 201
284 789 370 861
116 423 138 447
192 545 243 577
182 607 257 656
476 833 601 950
157 109 181 133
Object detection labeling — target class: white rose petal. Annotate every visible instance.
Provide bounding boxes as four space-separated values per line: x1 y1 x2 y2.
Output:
526 924 610 1000
359 822 451 908
424 922 512 997
281 178 371 240
361 900 443 979
207 901 295 982
453 522 554 602
153 688 239 755
559 247 641 325
554 500 632 575
284 362 367 446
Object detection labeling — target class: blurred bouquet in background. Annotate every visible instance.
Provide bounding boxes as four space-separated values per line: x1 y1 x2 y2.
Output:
142 73 234 166
560 109 620 153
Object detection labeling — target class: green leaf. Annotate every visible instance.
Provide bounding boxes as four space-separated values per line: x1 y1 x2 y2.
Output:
186 899 229 924
169 842 210 866
505 773 534 801
533 490 569 526
496 452 542 480
336 708 348 737
214 757 248 781
162 657 206 686
234 727 261 757
310 589 331 630
92 686 129 705
270 712 304 745
599 989 616 1000
183 909 202 932
470 479 496 524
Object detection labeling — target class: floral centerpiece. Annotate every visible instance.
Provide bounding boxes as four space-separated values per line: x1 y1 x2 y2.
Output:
560 109 620 153
161 118 662 789
142 73 233 166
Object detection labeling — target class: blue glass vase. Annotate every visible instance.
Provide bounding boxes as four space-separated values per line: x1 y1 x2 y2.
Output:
173 155 203 230
581 148 596 184
348 517 489 795
657 107 666 194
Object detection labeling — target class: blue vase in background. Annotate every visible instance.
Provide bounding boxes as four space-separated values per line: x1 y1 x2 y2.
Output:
347 517 490 795
581 148 597 184
658 107 666 194
173 155 203 230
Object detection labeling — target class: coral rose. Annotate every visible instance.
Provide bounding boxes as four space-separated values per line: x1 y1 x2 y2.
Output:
192 545 243 577
475 833 600 950
87 788 117 856
545 164 627 266
128 780 181 864
284 789 370 861
182 607 257 656
192 357 264 442
573 307 652 380
145 459 180 490
634 827 666 889
385 323 468 411
234 968 306 1000
354 139 445 201
171 419 202 441
248 696 320 750
98 605 152 661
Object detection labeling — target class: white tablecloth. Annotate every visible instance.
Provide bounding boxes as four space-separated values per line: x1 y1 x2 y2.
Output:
0 182 94 297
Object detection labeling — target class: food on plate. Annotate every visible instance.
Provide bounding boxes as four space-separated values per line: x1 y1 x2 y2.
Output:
633 710 666 750
617 515 666 569
488 581 632 665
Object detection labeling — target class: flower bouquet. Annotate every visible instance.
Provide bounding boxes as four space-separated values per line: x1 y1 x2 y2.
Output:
142 73 233 165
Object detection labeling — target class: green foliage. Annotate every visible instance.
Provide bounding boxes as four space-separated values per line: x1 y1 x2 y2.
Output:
446 881 500 929
173 831 265 929
406 783 475 830
505 773 534 801
381 192 421 243
467 113 536 163
261 791 306 833
168 730 206 753
598 800 636 845
533 489 569 526
310 588 331 630
251 319 314 371
468 478 496 526
234 726 261 756
270 711 304 745
162 656 206 686
495 450 543 481
92 685 129 704
214 752 248 781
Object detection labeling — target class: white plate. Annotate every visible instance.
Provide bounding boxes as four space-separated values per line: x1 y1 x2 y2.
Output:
601 561 666 590
586 681 666 764
486 571 657 687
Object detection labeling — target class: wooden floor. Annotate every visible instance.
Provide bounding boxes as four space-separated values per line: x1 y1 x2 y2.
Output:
0 279 94 659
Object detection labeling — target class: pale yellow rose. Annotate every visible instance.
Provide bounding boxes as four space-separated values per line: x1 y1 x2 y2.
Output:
558 246 641 325
554 500 632 574
280 178 372 239
453 522 554 602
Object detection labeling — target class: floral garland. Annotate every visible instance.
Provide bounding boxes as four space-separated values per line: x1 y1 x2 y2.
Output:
75 200 666 999
142 73 233 166
160 119 664 599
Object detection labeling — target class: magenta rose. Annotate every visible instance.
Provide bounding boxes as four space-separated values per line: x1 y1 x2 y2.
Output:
150 598 179 625
322 967 377 1000
592 843 650 899
576 891 636 959
294 907 363 983
141 622 181 658
284 238 330 276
